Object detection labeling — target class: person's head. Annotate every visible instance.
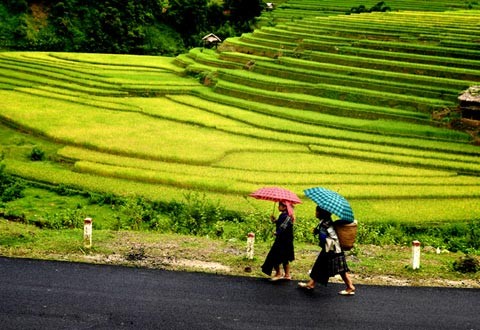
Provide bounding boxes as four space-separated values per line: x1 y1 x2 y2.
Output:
278 202 287 212
316 206 332 220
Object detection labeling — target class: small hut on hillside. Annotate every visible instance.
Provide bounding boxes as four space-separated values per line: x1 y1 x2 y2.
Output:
202 33 222 48
458 86 480 120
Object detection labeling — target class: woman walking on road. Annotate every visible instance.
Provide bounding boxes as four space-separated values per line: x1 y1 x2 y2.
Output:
298 206 355 295
261 202 295 281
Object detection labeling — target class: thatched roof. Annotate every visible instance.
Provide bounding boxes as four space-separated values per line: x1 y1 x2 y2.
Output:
202 33 222 43
458 86 480 103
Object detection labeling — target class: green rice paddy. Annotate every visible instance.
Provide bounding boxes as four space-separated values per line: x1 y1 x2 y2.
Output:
1 4 479 226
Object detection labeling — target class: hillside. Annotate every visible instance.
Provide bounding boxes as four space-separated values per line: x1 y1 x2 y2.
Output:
0 0 263 55
0 1 479 234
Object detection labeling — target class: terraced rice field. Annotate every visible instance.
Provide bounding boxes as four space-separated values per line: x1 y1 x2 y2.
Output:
1 2 479 225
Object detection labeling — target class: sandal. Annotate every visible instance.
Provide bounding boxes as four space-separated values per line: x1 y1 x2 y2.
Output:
269 275 284 282
297 282 314 290
338 289 355 296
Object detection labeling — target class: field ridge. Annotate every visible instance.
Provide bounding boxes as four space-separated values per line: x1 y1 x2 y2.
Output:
0 2 479 225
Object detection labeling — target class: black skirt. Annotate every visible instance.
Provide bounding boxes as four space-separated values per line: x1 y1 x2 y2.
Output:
309 250 350 286
261 238 295 276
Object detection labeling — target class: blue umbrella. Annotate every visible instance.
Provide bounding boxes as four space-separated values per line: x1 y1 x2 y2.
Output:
304 187 354 222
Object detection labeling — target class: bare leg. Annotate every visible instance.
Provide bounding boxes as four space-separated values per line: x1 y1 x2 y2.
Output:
283 263 291 279
340 272 355 292
273 265 281 277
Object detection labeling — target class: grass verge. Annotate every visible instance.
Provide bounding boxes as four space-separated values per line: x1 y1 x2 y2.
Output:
1 219 478 289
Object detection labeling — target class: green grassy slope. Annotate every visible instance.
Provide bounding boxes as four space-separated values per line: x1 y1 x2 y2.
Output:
0 3 479 226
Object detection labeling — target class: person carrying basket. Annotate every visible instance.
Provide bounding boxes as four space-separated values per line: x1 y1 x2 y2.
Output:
297 206 356 295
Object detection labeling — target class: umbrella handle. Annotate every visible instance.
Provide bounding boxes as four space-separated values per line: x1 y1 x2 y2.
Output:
272 202 276 217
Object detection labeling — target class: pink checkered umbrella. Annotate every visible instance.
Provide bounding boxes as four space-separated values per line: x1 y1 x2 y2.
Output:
249 187 302 204
249 187 302 218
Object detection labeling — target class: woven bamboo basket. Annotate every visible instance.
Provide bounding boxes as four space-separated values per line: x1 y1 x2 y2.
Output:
334 220 358 251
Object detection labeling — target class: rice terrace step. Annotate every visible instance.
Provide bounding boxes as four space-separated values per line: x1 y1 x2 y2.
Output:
0 1 479 227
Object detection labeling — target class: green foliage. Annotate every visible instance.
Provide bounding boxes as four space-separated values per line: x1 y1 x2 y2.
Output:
452 254 479 273
3 0 28 14
55 184 79 197
29 147 45 161
165 0 210 47
45 205 86 229
87 192 122 206
120 196 155 230
214 21 239 41
0 0 261 54
170 192 224 235
357 222 400 245
148 213 174 232
214 209 272 242
224 0 263 25
107 194 233 233
0 161 25 203
1 3 480 255
440 221 480 253
348 1 391 14
356 221 480 254
292 216 318 244
13 204 87 230
141 23 186 56
465 1 479 9
0 4 22 49
1 178 479 252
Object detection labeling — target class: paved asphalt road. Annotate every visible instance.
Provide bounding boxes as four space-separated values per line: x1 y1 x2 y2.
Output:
0 257 478 330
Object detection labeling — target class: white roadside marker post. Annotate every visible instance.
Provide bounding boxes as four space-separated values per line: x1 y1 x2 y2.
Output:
247 232 255 260
84 217 93 248
412 240 421 269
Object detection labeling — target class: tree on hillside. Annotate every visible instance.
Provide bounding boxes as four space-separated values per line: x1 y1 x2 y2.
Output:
224 0 263 27
5 0 28 13
164 0 210 47
0 0 264 54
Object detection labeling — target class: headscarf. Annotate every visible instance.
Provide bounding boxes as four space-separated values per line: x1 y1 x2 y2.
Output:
283 201 295 222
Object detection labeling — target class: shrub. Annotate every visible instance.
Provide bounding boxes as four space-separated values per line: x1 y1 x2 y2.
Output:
44 206 86 229
148 214 173 232
440 221 480 253
170 192 224 236
292 216 318 244
356 221 480 254
217 210 272 242
87 192 122 206
141 23 185 56
120 196 155 230
30 146 45 161
0 161 25 202
452 254 479 273
348 1 391 14
55 184 79 196
356 222 400 245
